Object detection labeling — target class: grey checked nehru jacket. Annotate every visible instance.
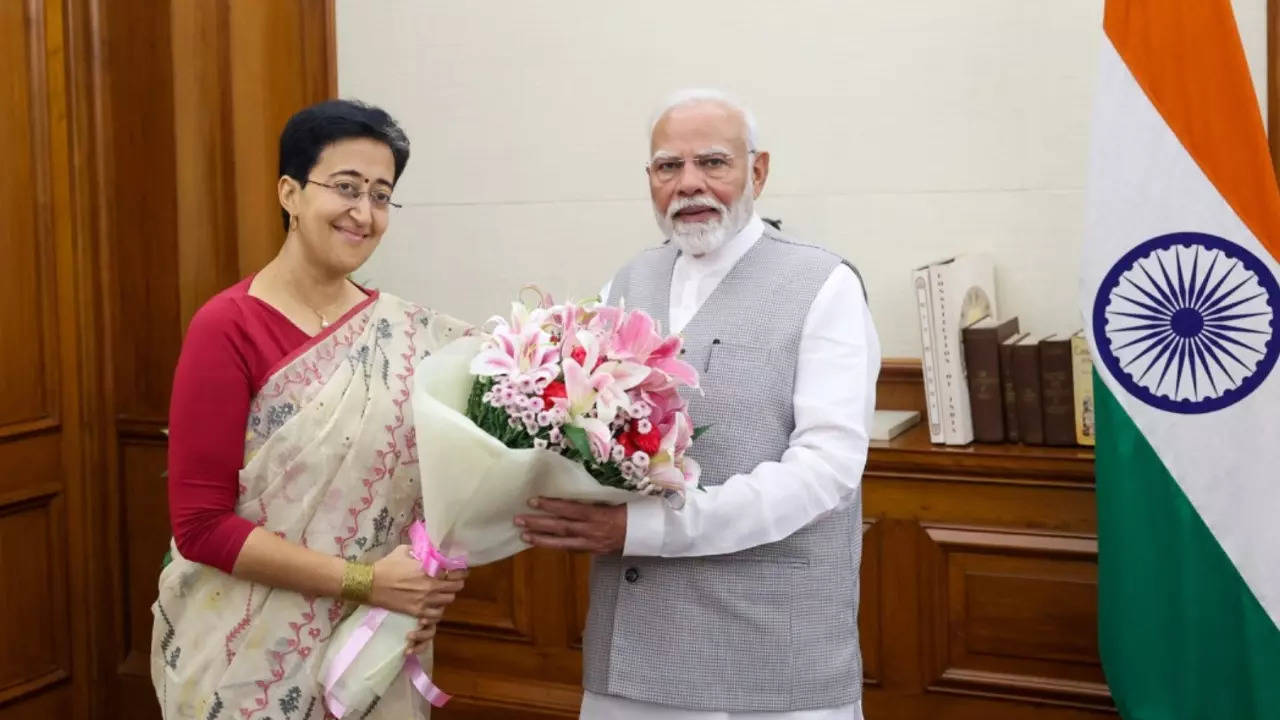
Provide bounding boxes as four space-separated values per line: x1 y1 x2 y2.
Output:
586 226 864 712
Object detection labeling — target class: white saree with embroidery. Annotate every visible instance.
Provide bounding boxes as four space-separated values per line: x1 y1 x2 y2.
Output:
150 292 469 720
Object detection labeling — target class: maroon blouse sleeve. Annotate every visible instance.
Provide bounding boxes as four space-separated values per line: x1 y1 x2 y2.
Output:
167 298 259 573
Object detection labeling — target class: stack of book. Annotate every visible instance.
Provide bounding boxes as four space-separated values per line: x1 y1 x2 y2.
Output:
913 254 1095 447
972 327 1095 447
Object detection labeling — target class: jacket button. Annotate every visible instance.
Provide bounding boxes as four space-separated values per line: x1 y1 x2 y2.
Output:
624 567 640 583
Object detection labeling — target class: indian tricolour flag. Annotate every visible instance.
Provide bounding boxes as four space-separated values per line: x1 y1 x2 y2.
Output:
1082 0 1280 716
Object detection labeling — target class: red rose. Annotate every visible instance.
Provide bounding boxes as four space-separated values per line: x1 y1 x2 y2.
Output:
541 380 567 404
618 430 638 457
629 424 661 456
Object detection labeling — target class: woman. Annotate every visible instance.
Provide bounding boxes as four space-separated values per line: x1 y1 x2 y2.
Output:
151 99 468 720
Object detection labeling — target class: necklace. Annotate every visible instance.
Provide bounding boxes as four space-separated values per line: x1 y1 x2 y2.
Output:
299 294 338 329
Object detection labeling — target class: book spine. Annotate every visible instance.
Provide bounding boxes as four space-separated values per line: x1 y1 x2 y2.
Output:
1040 338 1076 446
998 340 1020 442
963 327 1004 442
1014 343 1044 444
931 265 974 445
1071 335 1096 446
912 269 946 443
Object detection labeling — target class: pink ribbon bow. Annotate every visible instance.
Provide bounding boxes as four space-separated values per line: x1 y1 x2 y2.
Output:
322 520 468 717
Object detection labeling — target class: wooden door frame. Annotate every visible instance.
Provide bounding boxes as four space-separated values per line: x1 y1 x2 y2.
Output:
59 0 115 715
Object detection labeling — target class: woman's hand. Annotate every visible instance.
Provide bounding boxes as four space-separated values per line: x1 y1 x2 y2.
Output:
387 565 468 655
369 545 468 618
405 617 437 656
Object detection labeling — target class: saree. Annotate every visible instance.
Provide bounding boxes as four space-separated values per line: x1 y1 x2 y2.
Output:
150 292 470 720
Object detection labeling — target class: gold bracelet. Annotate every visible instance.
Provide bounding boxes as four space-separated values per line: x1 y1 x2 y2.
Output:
340 561 374 603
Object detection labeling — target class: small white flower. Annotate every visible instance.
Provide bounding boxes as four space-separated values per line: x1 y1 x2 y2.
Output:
611 444 625 462
620 460 635 478
508 417 521 428
631 451 650 467
549 428 562 443
516 376 536 394
627 403 646 419
521 410 537 425
536 411 551 426
527 396 545 412
636 418 652 434
534 438 548 450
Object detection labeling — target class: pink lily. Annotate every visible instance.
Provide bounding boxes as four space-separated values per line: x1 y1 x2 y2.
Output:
608 310 699 389
562 356 615 462
563 331 649 424
645 412 700 492
637 373 689 436
470 303 560 384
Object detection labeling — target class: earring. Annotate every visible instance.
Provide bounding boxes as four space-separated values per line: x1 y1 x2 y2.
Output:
290 214 299 231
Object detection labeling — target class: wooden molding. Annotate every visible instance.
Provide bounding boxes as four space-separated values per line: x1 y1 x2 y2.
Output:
431 668 582 719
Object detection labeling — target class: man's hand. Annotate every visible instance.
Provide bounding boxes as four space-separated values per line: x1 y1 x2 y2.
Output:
515 498 626 554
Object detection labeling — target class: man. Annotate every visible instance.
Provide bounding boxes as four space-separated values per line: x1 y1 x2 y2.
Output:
515 88 881 719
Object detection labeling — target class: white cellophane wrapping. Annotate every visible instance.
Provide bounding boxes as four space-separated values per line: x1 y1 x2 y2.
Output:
319 336 634 717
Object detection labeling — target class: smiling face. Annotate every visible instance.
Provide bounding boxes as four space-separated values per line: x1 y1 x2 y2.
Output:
648 100 769 256
277 136 397 275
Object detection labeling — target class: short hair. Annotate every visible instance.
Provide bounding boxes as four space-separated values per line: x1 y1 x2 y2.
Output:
650 88 759 151
277 99 410 230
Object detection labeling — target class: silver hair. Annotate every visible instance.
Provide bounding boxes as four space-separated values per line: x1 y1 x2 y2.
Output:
649 88 759 151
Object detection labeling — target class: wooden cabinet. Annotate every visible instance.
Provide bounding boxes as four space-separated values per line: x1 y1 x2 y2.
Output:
434 362 1113 719
859 423 1109 719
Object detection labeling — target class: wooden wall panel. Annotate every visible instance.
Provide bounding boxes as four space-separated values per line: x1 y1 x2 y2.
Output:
919 525 1108 710
444 556 534 641
0 3 50 430
226 0 335 275
98 0 182 424
118 439 171 679
0 496 68 701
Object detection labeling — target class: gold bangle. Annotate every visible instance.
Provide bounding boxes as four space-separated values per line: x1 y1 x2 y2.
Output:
340 561 374 603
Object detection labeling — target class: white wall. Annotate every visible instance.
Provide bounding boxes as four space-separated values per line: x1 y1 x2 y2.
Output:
337 0 1267 357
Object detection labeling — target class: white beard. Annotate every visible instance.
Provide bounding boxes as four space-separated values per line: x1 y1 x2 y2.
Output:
655 176 755 257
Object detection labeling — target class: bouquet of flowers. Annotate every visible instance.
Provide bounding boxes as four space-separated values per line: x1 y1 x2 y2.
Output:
468 291 703 497
318 290 701 717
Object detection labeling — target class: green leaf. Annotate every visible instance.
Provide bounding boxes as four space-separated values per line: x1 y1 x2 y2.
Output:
562 424 593 459
691 424 712 442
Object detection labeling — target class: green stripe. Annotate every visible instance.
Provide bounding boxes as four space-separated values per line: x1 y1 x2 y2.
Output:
1096 373 1280 718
